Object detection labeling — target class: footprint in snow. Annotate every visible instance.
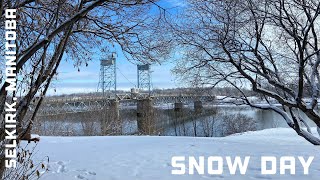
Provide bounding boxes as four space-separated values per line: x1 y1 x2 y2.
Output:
76 174 86 179
87 171 96 175
202 174 224 179
248 166 261 172
56 161 67 173
163 162 171 167
253 175 272 179
76 169 97 179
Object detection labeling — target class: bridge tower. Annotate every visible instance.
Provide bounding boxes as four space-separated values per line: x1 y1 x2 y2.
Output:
137 64 152 95
98 52 117 98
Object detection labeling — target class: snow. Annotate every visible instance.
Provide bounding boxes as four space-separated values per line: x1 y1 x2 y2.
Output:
29 128 320 180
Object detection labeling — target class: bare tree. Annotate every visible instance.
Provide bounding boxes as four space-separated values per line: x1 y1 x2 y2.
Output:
0 0 170 178
170 0 320 144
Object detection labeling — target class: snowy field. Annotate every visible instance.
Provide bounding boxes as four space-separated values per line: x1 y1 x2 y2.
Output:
31 128 320 180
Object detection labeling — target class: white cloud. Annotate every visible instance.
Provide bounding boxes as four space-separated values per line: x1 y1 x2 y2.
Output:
163 0 188 7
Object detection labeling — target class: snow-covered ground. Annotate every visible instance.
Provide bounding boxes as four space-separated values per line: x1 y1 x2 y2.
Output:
31 128 320 180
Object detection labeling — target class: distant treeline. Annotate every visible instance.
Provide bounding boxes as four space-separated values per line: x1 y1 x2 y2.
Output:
45 87 257 98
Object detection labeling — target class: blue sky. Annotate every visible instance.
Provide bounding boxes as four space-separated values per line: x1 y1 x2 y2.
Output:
47 0 185 95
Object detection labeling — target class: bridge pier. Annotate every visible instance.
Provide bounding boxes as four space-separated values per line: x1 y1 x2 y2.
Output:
194 100 203 113
101 99 120 135
173 102 184 135
174 102 183 111
174 102 184 120
137 98 155 135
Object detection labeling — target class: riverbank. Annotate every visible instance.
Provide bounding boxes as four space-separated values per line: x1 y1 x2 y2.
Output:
29 128 320 180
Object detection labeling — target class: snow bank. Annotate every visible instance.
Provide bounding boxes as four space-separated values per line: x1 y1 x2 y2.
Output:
30 128 320 180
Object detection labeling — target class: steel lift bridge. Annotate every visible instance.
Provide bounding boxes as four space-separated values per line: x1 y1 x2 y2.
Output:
33 52 215 116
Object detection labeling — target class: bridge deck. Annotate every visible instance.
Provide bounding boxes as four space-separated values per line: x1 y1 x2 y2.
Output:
35 95 215 116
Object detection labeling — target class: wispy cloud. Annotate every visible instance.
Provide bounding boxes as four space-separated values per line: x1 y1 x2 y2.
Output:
163 0 188 8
